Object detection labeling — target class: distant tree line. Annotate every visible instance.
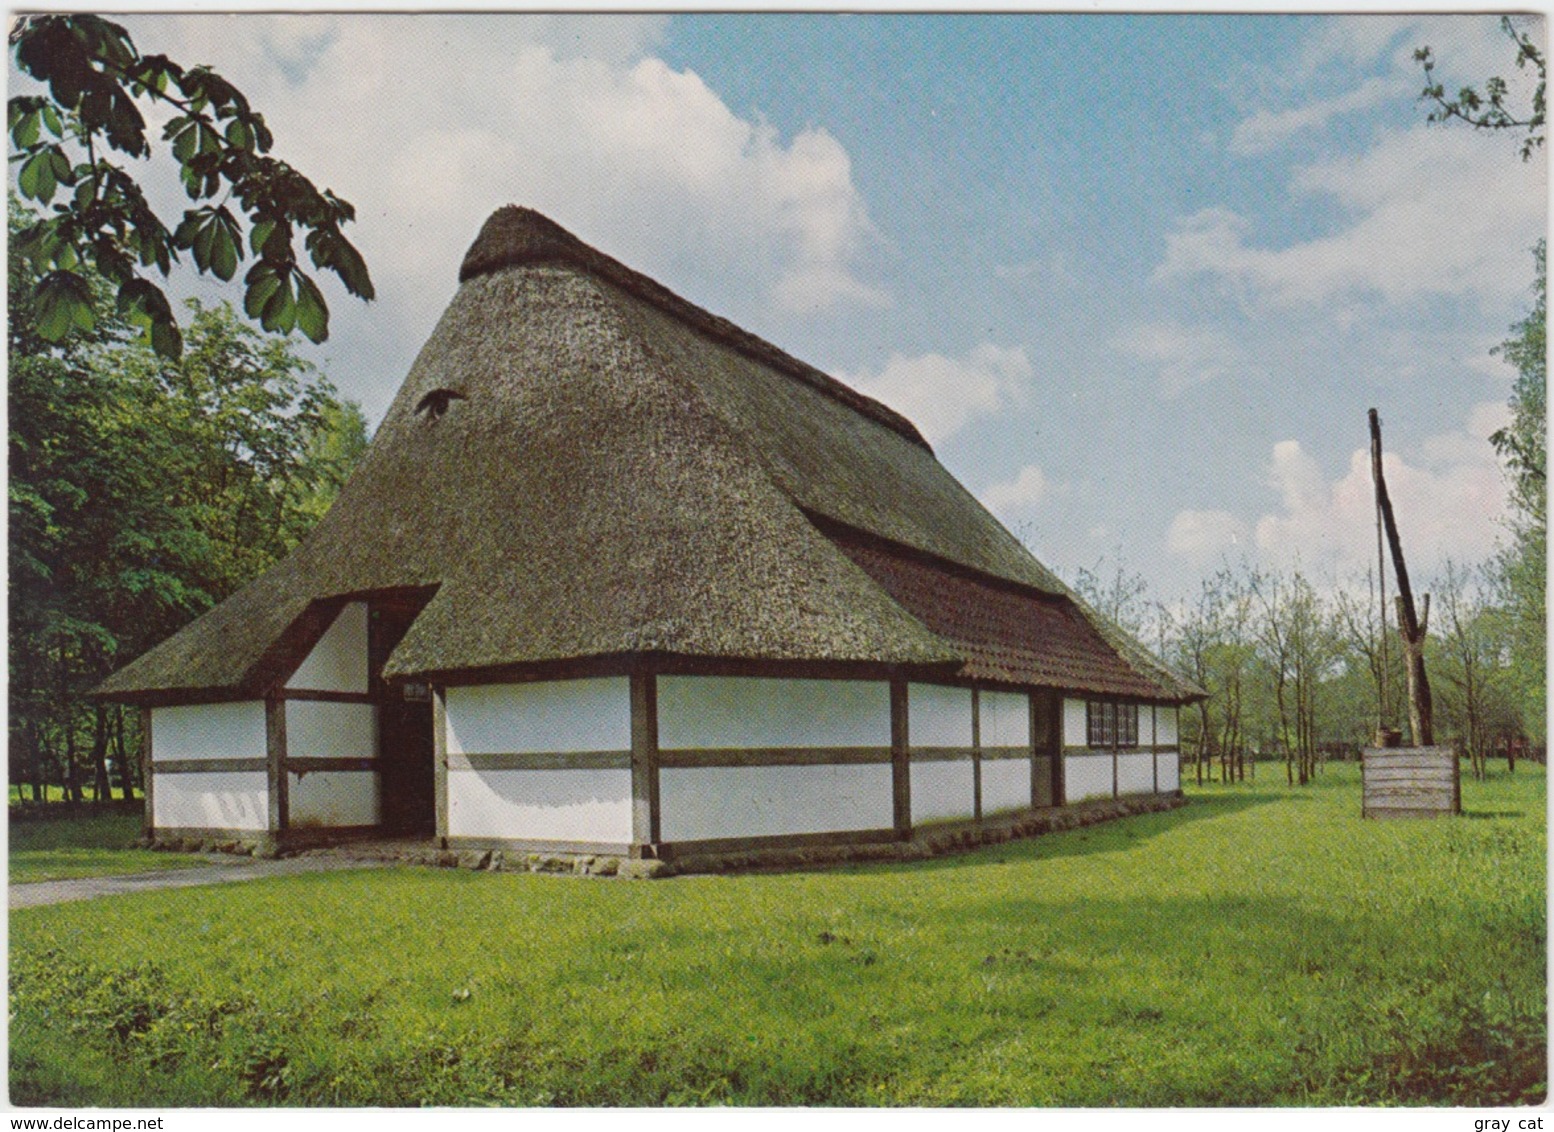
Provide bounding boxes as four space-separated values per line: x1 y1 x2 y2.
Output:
1072 239 1545 785
8 195 368 805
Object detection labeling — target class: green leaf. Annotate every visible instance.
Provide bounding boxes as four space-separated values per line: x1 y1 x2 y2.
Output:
18 151 57 203
249 219 277 257
149 315 183 360
32 271 95 342
294 274 328 343
209 222 238 282
12 109 40 148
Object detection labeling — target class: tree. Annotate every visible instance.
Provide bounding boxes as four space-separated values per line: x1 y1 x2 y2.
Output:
1492 243 1547 744
8 14 373 360
1415 15 1546 161
8 195 369 803
1431 560 1514 778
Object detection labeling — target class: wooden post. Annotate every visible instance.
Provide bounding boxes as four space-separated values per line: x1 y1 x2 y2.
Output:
890 677 911 836
971 686 982 821
630 672 660 852
1150 705 1159 793
266 695 289 834
1052 694 1066 806
1370 409 1434 746
432 687 449 846
1112 704 1120 799
1028 691 1041 808
140 706 155 838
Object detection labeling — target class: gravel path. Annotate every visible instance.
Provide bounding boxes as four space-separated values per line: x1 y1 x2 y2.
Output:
10 856 383 909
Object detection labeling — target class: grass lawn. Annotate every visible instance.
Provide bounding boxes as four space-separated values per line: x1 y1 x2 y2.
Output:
9 809 209 885
9 762 1545 1107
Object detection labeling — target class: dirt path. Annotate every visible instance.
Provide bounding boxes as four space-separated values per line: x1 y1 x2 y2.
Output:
10 856 383 909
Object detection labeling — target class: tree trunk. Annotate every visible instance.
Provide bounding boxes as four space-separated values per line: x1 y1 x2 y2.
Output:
91 705 111 804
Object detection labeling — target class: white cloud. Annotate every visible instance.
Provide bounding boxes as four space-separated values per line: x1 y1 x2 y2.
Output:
132 14 885 321
840 343 1033 447
1253 408 1509 577
982 464 1060 514
1165 509 1252 568
1157 126 1545 311
1230 75 1408 155
1113 321 1260 396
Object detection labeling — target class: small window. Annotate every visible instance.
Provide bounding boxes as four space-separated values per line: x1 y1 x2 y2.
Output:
1086 701 1138 749
414 388 467 421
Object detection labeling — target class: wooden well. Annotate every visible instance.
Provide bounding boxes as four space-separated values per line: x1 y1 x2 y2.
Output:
1361 746 1461 819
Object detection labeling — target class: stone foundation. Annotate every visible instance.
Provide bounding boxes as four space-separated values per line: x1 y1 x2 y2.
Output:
142 792 1185 878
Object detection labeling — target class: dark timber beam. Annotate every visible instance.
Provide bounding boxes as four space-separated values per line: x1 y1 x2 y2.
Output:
141 706 155 838
265 695 289 832
890 676 911 837
432 688 449 846
630 671 660 852
971 687 983 822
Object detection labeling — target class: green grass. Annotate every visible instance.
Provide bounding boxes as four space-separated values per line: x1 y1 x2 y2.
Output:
9 763 1545 1107
9 809 208 885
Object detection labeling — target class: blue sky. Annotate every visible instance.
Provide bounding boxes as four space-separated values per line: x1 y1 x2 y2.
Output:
28 12 1547 604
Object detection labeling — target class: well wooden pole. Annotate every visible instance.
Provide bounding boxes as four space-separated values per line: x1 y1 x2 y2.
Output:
1369 409 1433 746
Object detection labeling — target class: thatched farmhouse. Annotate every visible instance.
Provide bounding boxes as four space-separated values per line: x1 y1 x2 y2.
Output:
97 206 1202 866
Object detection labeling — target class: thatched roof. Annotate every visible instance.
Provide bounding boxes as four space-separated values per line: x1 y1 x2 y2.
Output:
97 207 1201 705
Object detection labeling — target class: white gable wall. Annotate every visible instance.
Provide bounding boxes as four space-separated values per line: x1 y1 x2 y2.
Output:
287 602 369 693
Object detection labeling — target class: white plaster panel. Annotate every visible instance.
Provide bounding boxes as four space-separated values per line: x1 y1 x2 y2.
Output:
287 602 368 693
152 702 266 762
445 678 630 755
982 757 1032 814
911 758 975 823
908 683 971 748
1157 706 1179 746
658 677 888 750
981 691 1029 748
153 772 267 830
1063 698 1089 747
1118 753 1156 795
1157 753 1181 792
1065 754 1114 802
286 701 377 760
446 768 632 842
289 770 380 827
659 764 892 841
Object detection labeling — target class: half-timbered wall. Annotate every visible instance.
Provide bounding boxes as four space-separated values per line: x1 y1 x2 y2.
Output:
657 677 892 842
150 702 268 829
907 683 974 823
444 678 632 844
1060 697 1181 801
285 602 378 828
980 689 1031 814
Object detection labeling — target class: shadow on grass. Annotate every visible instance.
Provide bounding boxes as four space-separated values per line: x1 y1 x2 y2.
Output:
1459 810 1527 820
847 787 1287 876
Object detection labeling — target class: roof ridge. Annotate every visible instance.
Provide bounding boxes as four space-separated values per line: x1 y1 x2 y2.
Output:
459 206 931 453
